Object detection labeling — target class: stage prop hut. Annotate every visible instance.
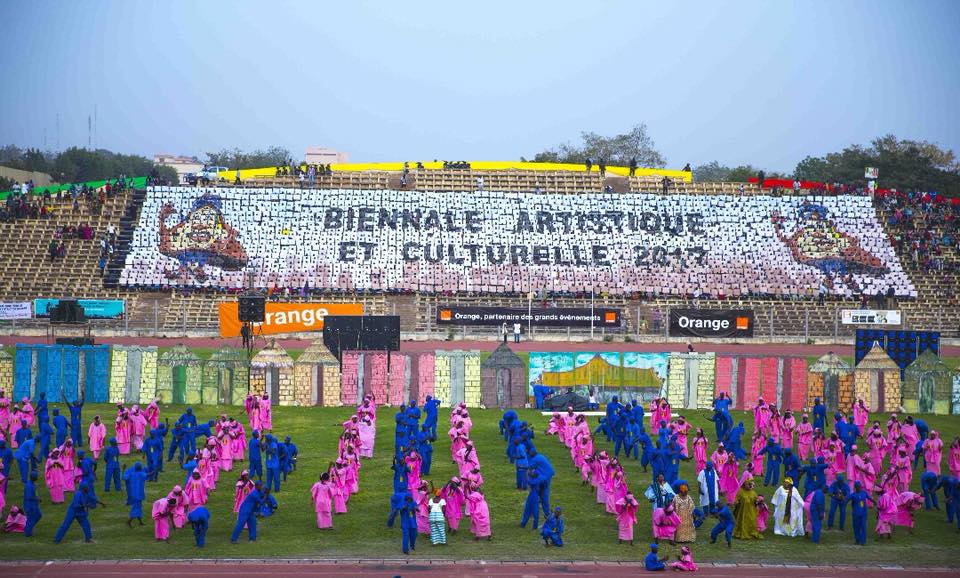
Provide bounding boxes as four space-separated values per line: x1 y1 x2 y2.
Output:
156 345 202 404
293 340 341 406
108 345 158 404
203 347 249 406
853 344 902 413
805 353 854 413
480 342 526 408
902 350 952 415
249 340 295 405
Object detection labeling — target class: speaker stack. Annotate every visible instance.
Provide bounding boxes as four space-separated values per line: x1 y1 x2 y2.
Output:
238 294 266 323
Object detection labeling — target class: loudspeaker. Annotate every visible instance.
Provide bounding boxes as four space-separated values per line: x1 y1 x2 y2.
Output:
50 300 86 324
323 315 401 360
238 295 265 322
56 337 95 346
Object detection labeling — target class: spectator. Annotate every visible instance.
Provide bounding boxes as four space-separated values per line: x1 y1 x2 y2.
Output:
513 322 522 343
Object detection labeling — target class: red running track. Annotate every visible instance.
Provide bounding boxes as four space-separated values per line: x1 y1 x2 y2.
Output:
0 562 948 578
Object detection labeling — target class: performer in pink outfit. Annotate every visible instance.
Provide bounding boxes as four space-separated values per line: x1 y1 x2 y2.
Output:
152 497 176 541
145 400 160 429
115 412 132 454
672 416 691 457
129 406 148 451
852 399 869 432
20 398 34 427
949 436 960 479
234 470 254 513
652 500 681 544
311 472 336 529
3 506 25 533
796 415 813 461
615 492 639 544
87 416 106 459
167 486 189 528
44 450 66 504
259 394 273 431
466 487 491 540
692 429 709 474
922 431 943 475
670 546 698 571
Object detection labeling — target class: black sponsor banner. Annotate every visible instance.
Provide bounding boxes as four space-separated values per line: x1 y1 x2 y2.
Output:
669 309 754 338
437 306 621 328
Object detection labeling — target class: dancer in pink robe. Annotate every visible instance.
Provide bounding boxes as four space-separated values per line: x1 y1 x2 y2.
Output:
87 416 106 459
20 399 34 427
950 436 960 479
751 399 769 436
332 465 348 514
652 500 681 543
59 441 76 491
615 493 639 544
3 506 25 533
358 418 375 458
185 470 208 511
670 546 698 571
780 411 796 451
218 434 234 471
244 395 260 432
259 394 273 431
893 449 913 492
311 472 336 529
649 399 661 435
145 400 160 429
749 431 765 476
466 488 491 540
796 415 813 460
874 484 898 538
854 449 877 494
115 412 132 454
720 459 740 504
605 468 627 515
852 399 869 432
440 478 465 531
900 417 919 450
755 495 769 533
415 482 431 534
672 417 691 457
234 471 254 513
129 407 148 451
867 425 888 474
691 430 708 472
922 431 943 475
8 412 22 448
167 486 189 528
152 497 176 541
44 451 66 504
886 415 901 446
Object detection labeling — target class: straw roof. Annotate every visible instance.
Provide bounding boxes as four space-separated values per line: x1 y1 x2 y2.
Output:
250 340 294 368
905 350 950 374
481 342 524 369
855 344 899 371
808 352 851 373
0 349 11 360
159 344 202 366
296 340 338 365
206 346 245 367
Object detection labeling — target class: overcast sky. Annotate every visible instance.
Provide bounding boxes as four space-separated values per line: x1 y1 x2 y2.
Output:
2 0 958 173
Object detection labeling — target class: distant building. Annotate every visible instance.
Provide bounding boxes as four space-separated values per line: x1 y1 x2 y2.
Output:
305 147 349 165
154 153 203 184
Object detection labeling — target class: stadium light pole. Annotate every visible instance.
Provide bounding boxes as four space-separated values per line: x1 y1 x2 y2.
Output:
590 288 595 340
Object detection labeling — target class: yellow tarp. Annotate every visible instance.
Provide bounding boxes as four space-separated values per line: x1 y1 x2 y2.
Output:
537 355 661 388
218 161 691 182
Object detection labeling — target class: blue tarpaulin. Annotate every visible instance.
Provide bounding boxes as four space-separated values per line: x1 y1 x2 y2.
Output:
13 344 110 403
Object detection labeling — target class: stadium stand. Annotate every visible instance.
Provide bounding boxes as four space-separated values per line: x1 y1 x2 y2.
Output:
0 168 957 338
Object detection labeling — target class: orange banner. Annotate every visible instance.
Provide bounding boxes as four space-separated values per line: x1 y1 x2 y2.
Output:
218 302 363 338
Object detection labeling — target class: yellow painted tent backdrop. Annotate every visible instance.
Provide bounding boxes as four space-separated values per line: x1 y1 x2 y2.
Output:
219 161 692 183
218 302 362 337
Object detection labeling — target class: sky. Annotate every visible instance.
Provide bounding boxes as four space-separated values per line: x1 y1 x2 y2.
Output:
1 0 958 173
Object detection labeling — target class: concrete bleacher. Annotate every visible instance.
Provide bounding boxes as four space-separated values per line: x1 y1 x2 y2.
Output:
0 170 956 339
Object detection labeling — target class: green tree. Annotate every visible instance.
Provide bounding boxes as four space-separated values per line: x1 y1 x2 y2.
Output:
204 146 292 170
531 124 666 167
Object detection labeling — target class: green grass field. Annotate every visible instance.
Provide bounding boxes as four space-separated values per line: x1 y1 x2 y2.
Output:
0 403 957 565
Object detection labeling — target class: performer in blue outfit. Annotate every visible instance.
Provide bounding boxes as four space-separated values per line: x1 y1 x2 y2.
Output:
709 501 735 547
122 462 147 526
527 449 555 515
53 483 102 544
827 473 850 529
644 542 667 570
811 397 826 432
247 430 263 480
188 506 210 547
69 400 84 446
103 438 121 492
23 471 42 537
758 438 783 486
51 408 70 447
540 506 564 546
230 483 264 543
399 493 418 554
521 471 541 529
809 486 825 543
264 434 281 492
847 480 873 545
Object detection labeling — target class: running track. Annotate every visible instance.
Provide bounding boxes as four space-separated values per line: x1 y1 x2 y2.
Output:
0 561 951 578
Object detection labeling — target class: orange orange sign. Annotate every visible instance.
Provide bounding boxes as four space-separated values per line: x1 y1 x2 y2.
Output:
218 302 363 338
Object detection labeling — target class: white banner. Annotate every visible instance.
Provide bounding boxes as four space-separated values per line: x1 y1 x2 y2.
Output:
0 301 32 320
120 187 915 297
842 309 902 325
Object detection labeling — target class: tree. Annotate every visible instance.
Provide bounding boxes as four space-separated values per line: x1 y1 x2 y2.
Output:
531 124 666 167
692 161 731 182
792 135 960 194
204 146 292 170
